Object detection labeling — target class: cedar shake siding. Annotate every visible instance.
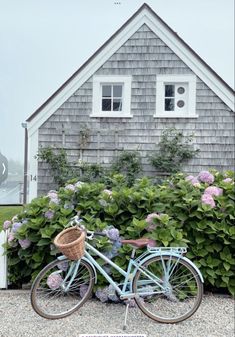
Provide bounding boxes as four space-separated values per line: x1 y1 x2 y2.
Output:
36 24 234 195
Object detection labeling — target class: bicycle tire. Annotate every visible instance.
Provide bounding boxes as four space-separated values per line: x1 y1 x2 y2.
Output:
132 255 203 323
31 258 95 319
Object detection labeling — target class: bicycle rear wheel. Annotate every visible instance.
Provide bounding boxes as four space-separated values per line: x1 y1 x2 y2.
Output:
132 255 203 323
31 258 95 319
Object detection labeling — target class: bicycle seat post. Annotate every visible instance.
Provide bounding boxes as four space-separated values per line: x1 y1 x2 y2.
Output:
131 248 136 259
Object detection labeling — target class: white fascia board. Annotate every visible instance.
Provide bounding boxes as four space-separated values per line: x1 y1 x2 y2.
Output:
27 7 234 136
144 12 234 111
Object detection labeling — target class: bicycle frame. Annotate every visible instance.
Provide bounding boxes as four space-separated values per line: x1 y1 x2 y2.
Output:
84 241 166 299
58 242 204 299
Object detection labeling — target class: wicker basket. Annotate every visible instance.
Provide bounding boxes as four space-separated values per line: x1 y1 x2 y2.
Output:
54 227 85 260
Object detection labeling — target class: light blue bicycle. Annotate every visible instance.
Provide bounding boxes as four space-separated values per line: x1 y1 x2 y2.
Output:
31 216 203 326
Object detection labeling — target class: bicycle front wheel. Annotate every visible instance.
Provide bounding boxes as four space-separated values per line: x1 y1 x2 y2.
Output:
132 255 203 323
31 258 95 319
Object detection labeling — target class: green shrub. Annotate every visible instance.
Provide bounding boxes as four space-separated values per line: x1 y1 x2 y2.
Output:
1 170 234 295
111 150 142 186
149 128 199 173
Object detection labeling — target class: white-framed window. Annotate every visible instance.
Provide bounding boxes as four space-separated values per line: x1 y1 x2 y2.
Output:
91 76 132 118
155 75 198 118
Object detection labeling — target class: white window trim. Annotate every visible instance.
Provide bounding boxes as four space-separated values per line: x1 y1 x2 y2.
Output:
155 75 198 118
91 75 132 118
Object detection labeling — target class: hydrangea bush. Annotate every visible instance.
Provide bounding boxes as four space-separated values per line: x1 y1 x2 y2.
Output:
1 170 234 297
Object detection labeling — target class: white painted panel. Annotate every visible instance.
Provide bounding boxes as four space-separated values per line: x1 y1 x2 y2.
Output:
0 230 7 288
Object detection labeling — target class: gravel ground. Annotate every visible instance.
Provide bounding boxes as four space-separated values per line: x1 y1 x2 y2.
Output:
0 290 234 337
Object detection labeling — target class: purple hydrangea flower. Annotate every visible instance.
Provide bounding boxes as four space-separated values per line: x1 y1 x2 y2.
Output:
106 228 119 241
79 284 89 298
201 193 215 208
47 190 59 204
65 184 75 191
47 273 63 290
223 178 233 183
19 239 31 249
12 222 22 233
198 171 214 184
57 261 69 271
204 186 223 197
3 220 11 231
95 287 109 303
44 210 55 220
47 190 58 199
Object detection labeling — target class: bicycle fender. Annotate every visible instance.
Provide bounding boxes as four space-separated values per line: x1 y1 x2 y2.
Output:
57 255 98 283
180 255 204 283
134 252 204 283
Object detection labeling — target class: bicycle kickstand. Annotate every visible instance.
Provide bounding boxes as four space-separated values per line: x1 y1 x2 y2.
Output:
123 300 130 330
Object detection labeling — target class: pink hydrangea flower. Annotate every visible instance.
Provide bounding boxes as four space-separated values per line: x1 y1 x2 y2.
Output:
47 273 63 290
198 171 214 184
146 223 157 232
204 186 223 197
19 239 31 249
7 232 18 247
223 178 233 183
201 193 215 208
185 175 195 182
145 213 160 224
3 220 11 231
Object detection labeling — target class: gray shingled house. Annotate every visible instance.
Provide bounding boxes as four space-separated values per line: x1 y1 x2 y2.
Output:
26 3 234 201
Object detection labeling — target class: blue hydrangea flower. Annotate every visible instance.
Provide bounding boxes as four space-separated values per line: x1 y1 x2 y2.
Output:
12 222 22 233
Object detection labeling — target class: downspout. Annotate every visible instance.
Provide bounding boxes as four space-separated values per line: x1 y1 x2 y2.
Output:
21 123 28 204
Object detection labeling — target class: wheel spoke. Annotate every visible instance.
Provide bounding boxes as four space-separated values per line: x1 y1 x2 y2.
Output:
133 256 203 323
31 259 94 319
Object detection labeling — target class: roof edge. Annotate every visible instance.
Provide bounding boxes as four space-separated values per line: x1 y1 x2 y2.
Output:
27 3 234 123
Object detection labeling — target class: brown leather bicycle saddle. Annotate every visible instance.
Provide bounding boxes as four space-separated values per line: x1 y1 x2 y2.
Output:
121 238 156 248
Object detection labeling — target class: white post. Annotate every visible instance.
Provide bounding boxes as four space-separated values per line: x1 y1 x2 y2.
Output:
0 230 7 288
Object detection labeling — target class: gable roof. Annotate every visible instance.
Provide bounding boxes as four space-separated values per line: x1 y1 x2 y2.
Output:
27 3 234 134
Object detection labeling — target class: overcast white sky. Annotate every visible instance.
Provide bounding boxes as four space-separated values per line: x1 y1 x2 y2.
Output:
0 0 234 163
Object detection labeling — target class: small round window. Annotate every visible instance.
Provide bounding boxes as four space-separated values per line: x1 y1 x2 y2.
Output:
177 100 185 108
177 87 185 94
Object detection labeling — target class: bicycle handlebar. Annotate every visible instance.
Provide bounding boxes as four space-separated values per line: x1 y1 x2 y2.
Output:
71 215 108 239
